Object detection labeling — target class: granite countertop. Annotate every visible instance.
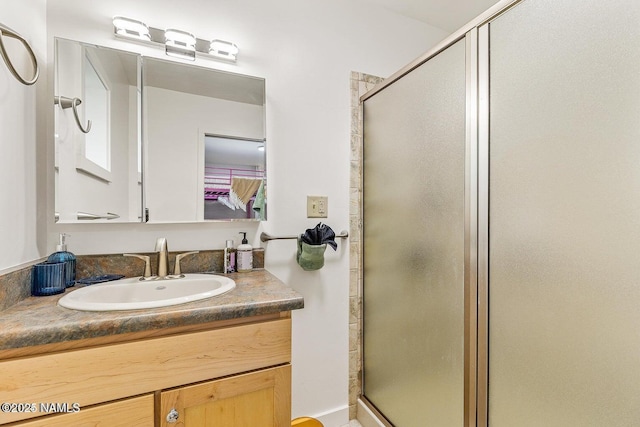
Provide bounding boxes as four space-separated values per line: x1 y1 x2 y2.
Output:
0 270 303 351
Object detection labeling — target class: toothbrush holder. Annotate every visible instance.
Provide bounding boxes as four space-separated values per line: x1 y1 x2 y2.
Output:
31 261 67 296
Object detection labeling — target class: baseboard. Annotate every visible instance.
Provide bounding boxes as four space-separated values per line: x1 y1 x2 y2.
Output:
311 404 349 427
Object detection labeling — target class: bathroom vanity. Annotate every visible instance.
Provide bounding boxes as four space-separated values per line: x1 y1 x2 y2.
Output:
0 270 303 426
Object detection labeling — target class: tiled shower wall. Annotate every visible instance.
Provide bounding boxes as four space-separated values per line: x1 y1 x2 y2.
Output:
349 71 384 419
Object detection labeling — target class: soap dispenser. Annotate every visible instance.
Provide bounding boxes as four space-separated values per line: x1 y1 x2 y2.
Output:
237 232 253 272
47 233 76 287
224 239 236 273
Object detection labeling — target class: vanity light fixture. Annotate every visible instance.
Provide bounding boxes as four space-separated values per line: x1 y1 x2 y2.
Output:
112 16 151 42
164 29 196 61
209 40 239 61
112 16 239 62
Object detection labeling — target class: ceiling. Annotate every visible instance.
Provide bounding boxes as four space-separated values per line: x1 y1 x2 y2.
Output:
363 0 502 32
138 1 504 105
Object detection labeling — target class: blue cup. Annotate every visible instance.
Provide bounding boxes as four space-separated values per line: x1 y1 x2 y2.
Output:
31 262 66 296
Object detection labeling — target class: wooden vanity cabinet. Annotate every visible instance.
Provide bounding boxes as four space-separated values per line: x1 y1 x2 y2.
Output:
159 365 291 427
0 314 292 426
9 395 154 427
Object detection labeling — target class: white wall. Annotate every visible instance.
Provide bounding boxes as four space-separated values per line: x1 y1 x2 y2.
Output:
5 0 450 423
0 0 47 272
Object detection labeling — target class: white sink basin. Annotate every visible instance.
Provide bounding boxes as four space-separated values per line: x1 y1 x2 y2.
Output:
58 274 235 311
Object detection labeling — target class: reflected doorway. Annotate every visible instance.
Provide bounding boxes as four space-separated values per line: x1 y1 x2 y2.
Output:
203 135 266 220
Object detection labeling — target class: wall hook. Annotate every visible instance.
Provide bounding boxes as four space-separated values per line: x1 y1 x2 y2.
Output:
54 96 92 134
0 22 39 85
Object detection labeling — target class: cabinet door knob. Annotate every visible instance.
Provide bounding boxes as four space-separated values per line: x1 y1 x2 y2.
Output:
166 408 179 423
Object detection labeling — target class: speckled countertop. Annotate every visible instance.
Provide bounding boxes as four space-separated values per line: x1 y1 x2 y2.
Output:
0 270 303 351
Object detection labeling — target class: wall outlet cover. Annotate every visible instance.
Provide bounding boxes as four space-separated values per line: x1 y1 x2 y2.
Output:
307 196 328 218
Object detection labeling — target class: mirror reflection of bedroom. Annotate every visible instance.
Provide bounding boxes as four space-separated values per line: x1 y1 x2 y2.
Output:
203 135 266 220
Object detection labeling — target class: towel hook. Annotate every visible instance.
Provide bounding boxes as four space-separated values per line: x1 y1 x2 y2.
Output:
0 23 39 86
54 96 92 134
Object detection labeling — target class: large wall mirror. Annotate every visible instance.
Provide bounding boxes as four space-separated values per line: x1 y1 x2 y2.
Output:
54 39 266 224
143 58 266 222
54 38 142 223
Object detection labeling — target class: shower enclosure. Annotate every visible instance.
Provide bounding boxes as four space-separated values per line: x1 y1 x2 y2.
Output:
362 38 470 426
360 0 640 425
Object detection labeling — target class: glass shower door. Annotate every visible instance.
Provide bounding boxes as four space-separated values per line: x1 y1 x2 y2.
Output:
362 38 467 426
487 0 640 425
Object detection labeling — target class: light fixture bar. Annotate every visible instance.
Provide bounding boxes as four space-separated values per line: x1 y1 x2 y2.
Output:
112 16 239 62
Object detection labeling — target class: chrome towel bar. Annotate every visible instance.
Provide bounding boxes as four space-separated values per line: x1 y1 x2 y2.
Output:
77 212 120 220
260 231 349 243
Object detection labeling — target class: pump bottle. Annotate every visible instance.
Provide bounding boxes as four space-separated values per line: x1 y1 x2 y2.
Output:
47 233 76 287
237 232 253 272
224 239 236 273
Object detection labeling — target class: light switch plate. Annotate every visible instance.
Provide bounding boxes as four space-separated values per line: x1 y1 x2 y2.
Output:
307 196 328 218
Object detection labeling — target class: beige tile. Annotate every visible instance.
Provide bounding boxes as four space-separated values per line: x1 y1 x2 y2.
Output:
350 106 361 136
349 349 361 379
349 269 358 298
350 161 361 189
351 90 361 111
349 214 361 244
350 133 362 163
358 81 370 96
350 190 361 210
363 73 384 85
348 71 384 417
350 76 360 91
349 241 361 274
349 376 360 405
349 296 359 325
349 322 359 352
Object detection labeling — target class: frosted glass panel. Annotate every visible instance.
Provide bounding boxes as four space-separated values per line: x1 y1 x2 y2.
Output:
489 0 640 425
363 39 466 426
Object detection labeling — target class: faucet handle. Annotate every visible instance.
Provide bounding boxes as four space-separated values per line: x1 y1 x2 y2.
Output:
123 253 152 278
174 251 199 275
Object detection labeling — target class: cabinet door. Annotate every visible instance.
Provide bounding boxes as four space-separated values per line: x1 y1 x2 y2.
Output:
13 395 154 427
160 365 291 427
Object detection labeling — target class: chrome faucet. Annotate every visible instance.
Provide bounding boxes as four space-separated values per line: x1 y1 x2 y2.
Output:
155 237 170 278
